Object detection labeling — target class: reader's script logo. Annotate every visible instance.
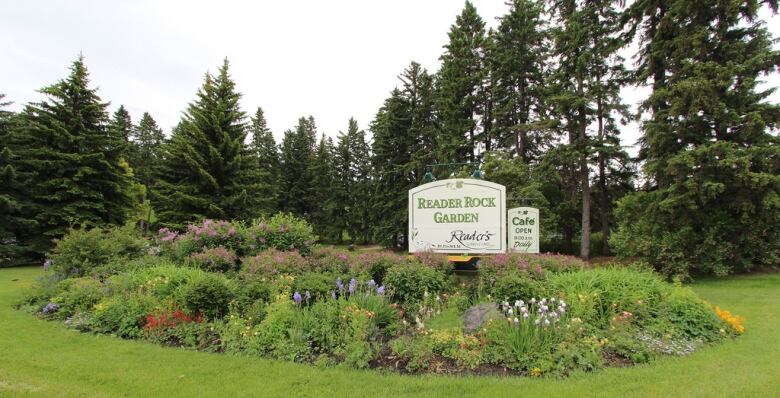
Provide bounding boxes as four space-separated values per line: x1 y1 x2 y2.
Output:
445 230 494 249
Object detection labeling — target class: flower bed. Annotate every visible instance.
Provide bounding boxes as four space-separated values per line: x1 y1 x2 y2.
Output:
17 219 744 377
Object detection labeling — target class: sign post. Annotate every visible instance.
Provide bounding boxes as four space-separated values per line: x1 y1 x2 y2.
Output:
508 207 540 254
408 179 506 253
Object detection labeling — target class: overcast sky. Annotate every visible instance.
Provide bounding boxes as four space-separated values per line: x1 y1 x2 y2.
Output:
2 1 778 156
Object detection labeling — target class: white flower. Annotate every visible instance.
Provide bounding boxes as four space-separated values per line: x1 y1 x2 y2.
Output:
508 308 514 315
534 319 541 325
530 298 537 304
544 319 551 326
513 317 519 324
523 312 529 319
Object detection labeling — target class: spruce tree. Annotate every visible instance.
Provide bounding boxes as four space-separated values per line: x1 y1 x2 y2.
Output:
110 105 133 159
278 116 317 216
129 112 165 191
490 0 552 162
155 59 263 227
248 107 279 214
547 0 628 259
613 0 780 276
7 56 133 255
436 1 487 163
310 134 340 242
370 62 438 248
0 95 36 262
334 118 373 244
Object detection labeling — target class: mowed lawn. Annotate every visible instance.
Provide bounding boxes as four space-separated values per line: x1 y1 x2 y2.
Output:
1 267 778 397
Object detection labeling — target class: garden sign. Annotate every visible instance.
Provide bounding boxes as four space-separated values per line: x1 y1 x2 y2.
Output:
508 207 540 254
408 179 506 253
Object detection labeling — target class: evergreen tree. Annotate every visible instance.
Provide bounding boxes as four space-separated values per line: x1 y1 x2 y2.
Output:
6 56 133 255
489 0 552 162
310 134 340 242
548 0 628 259
0 95 36 262
370 62 438 248
155 59 264 227
436 1 487 163
334 118 373 244
278 116 317 217
129 112 165 190
110 105 133 159
613 0 780 277
248 107 279 214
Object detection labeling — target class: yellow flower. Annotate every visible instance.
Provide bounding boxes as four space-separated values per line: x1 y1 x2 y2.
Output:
530 368 542 377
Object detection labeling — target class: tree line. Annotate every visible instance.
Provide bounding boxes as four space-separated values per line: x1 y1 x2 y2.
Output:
2 0 778 277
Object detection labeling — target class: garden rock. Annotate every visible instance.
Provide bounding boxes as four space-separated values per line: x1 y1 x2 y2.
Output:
462 303 501 333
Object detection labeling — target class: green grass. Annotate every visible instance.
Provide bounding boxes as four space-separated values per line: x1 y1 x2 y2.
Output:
1 267 778 397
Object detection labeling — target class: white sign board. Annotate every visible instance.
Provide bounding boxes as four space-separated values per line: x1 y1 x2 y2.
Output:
409 179 506 253
508 207 540 253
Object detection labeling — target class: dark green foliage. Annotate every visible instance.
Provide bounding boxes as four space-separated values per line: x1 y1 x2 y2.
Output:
489 0 552 161
181 274 235 319
278 117 317 217
662 288 723 341
48 225 147 279
109 105 133 159
248 107 279 214
154 59 265 228
292 272 336 302
436 1 487 163
129 112 165 191
5 57 134 257
490 271 542 303
0 95 37 264
370 63 438 248
384 261 446 308
90 293 157 338
614 0 780 276
333 118 373 244
310 134 340 242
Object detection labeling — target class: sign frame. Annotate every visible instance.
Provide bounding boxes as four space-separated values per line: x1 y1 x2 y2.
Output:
408 178 506 254
507 206 540 254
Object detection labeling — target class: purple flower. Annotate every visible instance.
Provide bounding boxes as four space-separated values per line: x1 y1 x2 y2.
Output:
43 259 52 271
331 291 337 300
336 277 344 292
348 278 358 294
42 302 60 314
367 279 376 289
293 292 302 305
377 285 385 296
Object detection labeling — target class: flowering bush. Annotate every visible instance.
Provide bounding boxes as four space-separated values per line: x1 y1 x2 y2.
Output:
185 247 238 272
242 213 317 256
241 249 309 276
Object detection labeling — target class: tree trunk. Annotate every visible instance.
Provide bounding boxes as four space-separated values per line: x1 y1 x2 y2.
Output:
577 76 590 261
596 88 609 256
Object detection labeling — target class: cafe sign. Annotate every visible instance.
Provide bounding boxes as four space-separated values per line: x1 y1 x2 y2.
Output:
408 179 506 253
508 207 539 254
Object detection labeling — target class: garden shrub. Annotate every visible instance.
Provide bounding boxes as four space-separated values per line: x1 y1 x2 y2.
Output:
51 277 106 318
384 262 447 309
109 264 204 300
185 247 238 272
181 273 235 319
488 271 543 303
241 249 308 276
661 288 723 341
91 293 159 338
158 220 244 261
292 272 338 302
389 335 434 372
355 251 406 284
48 225 147 278
425 328 485 369
545 267 671 328
243 213 317 256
